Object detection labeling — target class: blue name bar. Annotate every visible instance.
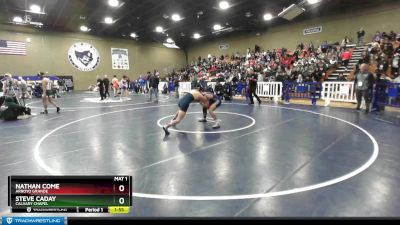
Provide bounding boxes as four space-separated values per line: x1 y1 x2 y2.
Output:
2 217 64 225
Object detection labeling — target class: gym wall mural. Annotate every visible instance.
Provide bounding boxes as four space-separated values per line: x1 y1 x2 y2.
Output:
68 42 101 72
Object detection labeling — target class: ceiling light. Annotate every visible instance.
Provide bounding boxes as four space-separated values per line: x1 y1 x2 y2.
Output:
245 12 253 18
171 14 181 21
193 33 201 39
104 17 113 24
30 4 41 13
219 1 230 10
130 33 137 38
263 13 273 21
13 16 23 23
155 26 164 33
166 38 174 43
307 0 320 4
80 25 89 32
108 0 119 7
163 43 180 49
213 24 222 31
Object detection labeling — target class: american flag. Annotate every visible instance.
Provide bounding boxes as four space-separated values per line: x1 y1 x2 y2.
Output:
0 40 27 55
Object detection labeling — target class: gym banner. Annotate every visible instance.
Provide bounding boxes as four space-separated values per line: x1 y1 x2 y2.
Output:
219 43 230 51
111 48 130 70
303 26 322 35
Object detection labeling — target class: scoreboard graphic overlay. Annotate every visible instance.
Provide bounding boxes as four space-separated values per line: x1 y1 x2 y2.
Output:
8 176 132 214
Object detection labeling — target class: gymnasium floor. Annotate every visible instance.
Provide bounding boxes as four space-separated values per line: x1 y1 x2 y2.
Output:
0 92 400 217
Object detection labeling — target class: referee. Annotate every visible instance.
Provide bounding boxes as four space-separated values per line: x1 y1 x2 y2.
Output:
247 68 261 105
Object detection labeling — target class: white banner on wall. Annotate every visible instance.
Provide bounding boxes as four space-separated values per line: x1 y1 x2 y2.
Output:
219 43 230 51
111 48 130 70
303 26 322 35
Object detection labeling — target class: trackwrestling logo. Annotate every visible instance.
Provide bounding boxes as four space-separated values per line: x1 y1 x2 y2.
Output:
1 217 64 225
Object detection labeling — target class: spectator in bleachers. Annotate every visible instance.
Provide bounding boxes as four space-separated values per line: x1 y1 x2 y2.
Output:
389 31 397 41
391 52 400 77
341 36 351 48
394 74 400 83
377 54 389 74
373 31 382 43
357 28 365 46
337 72 347 81
321 41 329 53
296 74 303 83
341 48 352 69
214 81 224 98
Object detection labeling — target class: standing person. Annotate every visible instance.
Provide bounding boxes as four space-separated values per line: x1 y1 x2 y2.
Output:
103 75 110 97
120 75 128 99
247 68 261 105
174 77 180 99
18 77 28 106
97 75 106 101
53 79 60 99
354 64 374 114
26 78 33 99
139 76 146 94
2 73 15 98
39 72 60 114
111 75 119 97
357 28 366 46
58 78 64 94
148 72 160 102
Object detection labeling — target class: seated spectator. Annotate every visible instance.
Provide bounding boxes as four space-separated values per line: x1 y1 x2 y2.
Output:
341 48 352 69
381 39 394 57
296 74 303 83
392 52 400 76
389 31 397 41
341 36 351 48
377 54 389 73
373 31 382 43
394 74 400 83
321 41 329 53
337 73 347 81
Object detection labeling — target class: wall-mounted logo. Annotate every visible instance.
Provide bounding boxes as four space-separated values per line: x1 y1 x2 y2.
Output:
219 43 230 51
6 217 12 224
68 42 100 72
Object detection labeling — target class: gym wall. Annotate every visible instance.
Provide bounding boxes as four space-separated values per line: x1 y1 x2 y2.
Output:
0 25 186 90
187 1 400 62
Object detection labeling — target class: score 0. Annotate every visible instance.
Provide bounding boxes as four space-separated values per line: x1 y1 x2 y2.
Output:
114 176 128 193
114 176 130 206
